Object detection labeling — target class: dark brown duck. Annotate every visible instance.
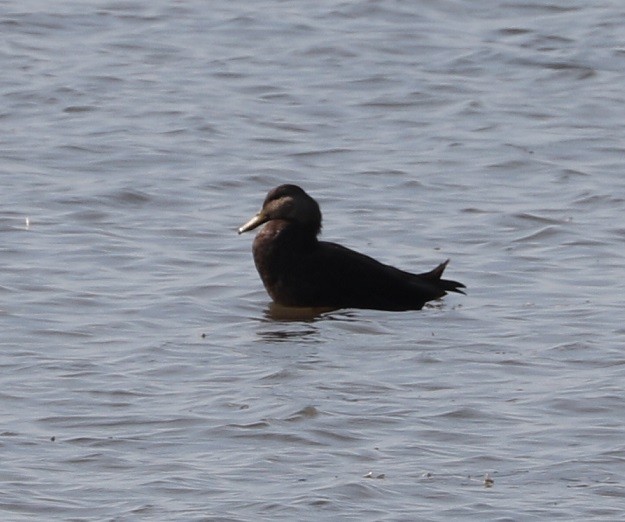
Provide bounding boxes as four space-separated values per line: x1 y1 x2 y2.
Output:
238 184 465 311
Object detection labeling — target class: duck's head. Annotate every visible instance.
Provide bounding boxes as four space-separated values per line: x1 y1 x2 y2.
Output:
238 184 322 235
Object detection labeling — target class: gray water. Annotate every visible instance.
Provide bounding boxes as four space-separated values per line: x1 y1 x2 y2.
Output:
2 1 625 520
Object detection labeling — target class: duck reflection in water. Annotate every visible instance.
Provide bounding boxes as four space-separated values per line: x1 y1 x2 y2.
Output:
239 184 465 312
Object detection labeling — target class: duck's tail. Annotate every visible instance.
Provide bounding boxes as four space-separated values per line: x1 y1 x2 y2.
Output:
420 259 466 295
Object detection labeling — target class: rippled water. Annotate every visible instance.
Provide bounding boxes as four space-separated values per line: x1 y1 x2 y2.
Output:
2 1 625 520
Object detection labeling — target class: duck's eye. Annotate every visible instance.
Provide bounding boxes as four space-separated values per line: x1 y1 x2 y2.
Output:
278 197 295 215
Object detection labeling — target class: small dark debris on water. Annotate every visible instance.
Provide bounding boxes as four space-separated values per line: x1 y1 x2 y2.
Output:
50 436 56 442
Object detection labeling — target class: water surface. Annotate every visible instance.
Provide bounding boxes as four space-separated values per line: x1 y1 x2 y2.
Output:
2 1 625 520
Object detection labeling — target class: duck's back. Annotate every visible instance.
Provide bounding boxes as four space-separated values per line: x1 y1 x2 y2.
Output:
310 241 447 310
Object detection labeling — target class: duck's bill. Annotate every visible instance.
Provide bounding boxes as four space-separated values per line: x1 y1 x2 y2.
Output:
238 212 267 234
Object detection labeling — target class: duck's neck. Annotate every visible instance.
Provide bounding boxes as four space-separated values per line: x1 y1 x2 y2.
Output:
271 220 319 248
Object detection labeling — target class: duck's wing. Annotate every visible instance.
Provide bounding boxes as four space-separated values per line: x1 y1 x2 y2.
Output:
309 241 461 311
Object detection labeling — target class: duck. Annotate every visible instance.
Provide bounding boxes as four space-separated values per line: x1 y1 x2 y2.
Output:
238 184 465 311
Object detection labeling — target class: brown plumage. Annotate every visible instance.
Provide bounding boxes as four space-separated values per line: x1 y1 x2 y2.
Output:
239 184 465 311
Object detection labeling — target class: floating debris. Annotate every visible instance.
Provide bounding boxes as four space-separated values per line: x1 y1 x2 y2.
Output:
364 471 385 479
